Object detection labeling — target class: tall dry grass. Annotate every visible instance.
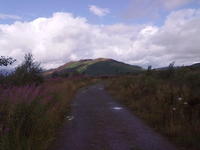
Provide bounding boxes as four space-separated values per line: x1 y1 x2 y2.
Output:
107 72 200 150
0 77 96 150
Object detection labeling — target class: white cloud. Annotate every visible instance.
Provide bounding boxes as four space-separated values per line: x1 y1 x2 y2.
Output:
124 0 198 20
0 9 200 69
0 13 21 20
152 9 200 65
161 0 193 9
89 5 110 17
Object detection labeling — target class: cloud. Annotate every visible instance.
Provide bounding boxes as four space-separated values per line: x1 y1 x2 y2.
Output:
89 5 110 17
124 0 198 20
0 13 21 20
0 9 200 69
151 9 200 65
162 0 193 9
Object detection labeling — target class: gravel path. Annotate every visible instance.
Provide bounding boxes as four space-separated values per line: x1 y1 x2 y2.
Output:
50 84 177 150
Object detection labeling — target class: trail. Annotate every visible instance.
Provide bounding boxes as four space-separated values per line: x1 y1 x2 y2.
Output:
50 84 177 150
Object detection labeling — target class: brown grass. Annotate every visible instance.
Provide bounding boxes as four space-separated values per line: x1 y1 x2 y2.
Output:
0 77 98 150
106 73 200 150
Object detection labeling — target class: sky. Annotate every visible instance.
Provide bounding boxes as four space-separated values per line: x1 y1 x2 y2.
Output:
0 0 200 69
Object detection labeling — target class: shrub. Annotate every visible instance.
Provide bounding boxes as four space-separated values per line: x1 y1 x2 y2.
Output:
0 56 16 86
9 53 43 86
0 56 16 67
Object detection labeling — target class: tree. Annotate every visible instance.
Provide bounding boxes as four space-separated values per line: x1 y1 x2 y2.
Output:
158 62 175 79
0 56 16 66
168 61 175 74
0 56 16 86
11 53 43 85
146 65 152 76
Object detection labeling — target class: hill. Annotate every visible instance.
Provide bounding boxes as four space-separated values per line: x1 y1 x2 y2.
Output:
43 58 143 77
0 68 13 76
190 63 200 68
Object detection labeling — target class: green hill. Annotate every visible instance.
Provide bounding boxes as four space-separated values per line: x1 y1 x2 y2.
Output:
190 63 200 68
44 58 143 77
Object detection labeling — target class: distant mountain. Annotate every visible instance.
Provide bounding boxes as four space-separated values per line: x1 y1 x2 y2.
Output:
0 68 13 76
190 63 200 68
43 58 143 77
154 62 200 71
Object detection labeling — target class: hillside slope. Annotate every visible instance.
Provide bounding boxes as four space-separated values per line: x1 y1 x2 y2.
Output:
44 58 143 77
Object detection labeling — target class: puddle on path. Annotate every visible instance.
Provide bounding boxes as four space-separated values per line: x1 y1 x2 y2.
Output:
112 107 123 110
66 116 74 121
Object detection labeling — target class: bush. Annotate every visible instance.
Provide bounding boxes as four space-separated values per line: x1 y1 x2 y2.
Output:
0 56 16 67
0 56 16 86
9 53 43 86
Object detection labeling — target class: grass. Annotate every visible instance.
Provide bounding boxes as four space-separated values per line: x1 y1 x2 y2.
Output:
64 59 101 73
106 68 200 150
49 58 143 77
0 77 98 150
77 61 96 73
67 62 83 69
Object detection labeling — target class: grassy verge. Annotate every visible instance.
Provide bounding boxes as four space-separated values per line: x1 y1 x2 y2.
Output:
0 77 97 150
106 73 200 150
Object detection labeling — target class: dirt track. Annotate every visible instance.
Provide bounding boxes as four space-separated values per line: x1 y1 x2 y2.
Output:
50 84 177 150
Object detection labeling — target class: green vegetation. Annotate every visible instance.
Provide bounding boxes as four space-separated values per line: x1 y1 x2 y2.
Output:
107 64 200 150
83 60 142 76
0 54 43 86
66 60 96 71
0 56 16 67
11 53 43 86
44 58 143 77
